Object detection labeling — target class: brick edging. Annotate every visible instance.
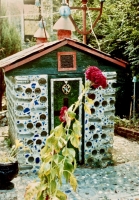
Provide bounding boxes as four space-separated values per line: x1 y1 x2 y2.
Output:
114 126 139 140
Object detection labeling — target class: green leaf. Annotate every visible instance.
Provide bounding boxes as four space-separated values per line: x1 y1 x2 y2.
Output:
43 163 51 176
43 154 52 163
58 140 63 149
62 133 71 142
68 104 75 111
73 158 77 170
50 180 57 194
47 134 57 147
65 115 72 128
73 120 82 136
70 136 80 149
40 145 50 157
60 137 67 146
72 130 81 139
84 104 91 115
50 168 57 180
50 129 55 135
86 96 94 104
39 162 47 177
54 143 61 153
85 81 91 89
37 183 48 199
70 132 80 148
62 147 68 157
63 160 74 182
67 111 76 119
55 163 64 184
64 160 74 173
53 154 64 165
68 148 75 158
56 190 67 200
70 174 77 192
46 136 62 153
63 170 70 182
62 147 75 158
37 194 44 200
54 124 65 137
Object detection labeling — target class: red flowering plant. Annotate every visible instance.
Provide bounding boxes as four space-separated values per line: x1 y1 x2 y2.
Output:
25 66 107 200
59 106 68 123
59 66 107 124
85 66 107 89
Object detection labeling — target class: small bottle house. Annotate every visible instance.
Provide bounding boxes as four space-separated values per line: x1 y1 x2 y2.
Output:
0 38 128 173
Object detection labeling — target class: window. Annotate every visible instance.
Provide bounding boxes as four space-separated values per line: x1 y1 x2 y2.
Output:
58 52 76 71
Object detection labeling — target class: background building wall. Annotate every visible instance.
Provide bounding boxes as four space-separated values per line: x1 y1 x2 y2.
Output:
0 0 62 44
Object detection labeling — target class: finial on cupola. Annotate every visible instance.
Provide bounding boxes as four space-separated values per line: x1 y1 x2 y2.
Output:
34 19 49 44
53 0 75 40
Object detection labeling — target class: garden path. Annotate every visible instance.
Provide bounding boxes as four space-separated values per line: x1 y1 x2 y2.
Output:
0 126 139 199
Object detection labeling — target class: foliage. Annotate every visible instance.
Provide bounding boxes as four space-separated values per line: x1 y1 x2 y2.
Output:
0 4 21 110
89 0 139 80
0 5 21 59
0 139 24 163
114 116 131 128
24 66 107 200
65 0 133 116
22 38 36 49
114 116 139 131
71 0 104 45
4 137 12 148
72 0 139 78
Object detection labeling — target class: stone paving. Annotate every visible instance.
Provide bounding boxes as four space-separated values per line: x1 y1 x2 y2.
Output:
1 126 139 200
1 160 139 200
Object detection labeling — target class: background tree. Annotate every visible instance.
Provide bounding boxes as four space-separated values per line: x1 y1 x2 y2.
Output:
0 5 21 111
0 6 21 59
71 0 139 70
70 0 133 117
97 0 139 117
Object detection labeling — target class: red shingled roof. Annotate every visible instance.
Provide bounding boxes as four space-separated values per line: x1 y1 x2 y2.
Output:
0 38 128 72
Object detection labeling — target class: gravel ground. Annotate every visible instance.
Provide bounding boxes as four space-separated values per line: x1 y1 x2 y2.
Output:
1 126 139 166
112 134 139 164
1 126 139 200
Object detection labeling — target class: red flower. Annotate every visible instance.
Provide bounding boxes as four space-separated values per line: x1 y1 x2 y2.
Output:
85 66 107 89
59 106 68 122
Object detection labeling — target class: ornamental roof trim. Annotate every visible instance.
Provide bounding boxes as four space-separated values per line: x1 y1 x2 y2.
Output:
0 38 128 72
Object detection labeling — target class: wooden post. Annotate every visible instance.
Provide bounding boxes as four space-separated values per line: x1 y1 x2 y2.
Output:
82 2 87 44
68 0 104 45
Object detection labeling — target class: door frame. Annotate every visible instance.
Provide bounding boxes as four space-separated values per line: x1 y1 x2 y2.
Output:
50 77 82 128
50 77 83 162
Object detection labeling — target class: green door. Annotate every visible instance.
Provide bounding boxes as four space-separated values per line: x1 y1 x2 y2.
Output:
50 77 83 163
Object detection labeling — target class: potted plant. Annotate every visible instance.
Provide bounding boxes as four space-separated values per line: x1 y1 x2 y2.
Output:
24 66 107 200
0 139 23 190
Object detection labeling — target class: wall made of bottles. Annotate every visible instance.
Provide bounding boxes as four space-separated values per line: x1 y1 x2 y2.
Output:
5 75 48 174
84 72 116 167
